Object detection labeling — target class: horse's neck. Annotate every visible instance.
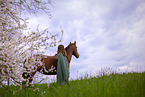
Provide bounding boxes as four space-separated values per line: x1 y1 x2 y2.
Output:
66 47 73 64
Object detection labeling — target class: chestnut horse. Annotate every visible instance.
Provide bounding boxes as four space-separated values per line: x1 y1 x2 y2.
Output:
22 41 79 84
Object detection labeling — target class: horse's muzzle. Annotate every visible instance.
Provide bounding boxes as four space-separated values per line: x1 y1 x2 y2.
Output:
76 53 79 58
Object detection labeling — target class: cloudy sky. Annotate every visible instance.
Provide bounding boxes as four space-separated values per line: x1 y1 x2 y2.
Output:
26 0 145 80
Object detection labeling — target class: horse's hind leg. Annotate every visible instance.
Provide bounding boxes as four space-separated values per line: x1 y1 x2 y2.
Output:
28 71 37 84
22 72 30 86
22 71 36 86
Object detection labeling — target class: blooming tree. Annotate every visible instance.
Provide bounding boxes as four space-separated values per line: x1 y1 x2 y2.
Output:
0 0 61 87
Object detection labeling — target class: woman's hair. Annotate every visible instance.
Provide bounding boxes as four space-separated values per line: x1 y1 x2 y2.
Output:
57 45 67 56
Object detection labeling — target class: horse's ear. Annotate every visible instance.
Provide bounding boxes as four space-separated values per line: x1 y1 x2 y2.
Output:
74 41 76 44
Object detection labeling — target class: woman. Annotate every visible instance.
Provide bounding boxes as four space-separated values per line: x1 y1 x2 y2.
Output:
57 45 70 86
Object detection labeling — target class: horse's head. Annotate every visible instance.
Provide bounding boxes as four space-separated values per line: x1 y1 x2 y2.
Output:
66 41 79 58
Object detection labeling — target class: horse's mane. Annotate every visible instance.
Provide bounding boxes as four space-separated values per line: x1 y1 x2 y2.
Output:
65 43 76 50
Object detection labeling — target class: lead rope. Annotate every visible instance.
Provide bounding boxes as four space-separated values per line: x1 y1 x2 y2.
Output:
66 56 70 63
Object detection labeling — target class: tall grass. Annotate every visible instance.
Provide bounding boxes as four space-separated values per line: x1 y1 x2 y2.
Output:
0 72 145 97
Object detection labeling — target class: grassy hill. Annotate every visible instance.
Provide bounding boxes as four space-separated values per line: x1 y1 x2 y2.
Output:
0 72 145 97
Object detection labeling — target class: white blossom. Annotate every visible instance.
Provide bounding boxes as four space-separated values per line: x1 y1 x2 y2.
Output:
0 0 62 88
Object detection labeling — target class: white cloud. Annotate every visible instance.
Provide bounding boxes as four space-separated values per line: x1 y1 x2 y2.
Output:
25 0 145 80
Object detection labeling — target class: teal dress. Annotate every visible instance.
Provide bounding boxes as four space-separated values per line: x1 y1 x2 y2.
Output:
57 54 70 85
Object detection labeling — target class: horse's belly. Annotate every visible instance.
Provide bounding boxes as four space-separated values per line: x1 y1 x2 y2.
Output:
42 70 57 75
40 57 58 75
38 67 57 75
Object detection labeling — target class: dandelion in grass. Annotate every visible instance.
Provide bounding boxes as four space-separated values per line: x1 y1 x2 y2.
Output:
13 91 15 95
47 83 49 88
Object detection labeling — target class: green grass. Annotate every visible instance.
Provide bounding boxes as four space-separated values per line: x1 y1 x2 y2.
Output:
0 72 145 97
